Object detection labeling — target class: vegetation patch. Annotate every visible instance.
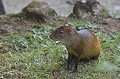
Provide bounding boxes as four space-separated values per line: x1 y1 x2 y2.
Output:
0 19 120 79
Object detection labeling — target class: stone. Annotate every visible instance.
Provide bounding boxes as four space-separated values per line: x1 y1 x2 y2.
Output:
69 0 111 24
22 0 57 22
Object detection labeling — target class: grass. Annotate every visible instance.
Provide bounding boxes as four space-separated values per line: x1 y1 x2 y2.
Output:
0 19 120 79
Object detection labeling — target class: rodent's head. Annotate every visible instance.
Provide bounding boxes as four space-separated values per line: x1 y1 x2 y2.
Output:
50 26 73 41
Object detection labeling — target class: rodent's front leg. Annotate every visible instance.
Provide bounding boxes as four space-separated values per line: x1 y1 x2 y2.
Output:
73 56 81 72
67 53 74 71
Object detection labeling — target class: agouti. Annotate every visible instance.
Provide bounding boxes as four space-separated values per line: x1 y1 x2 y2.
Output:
50 25 100 72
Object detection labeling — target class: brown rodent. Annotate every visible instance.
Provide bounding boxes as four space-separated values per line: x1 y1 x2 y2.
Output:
50 25 100 72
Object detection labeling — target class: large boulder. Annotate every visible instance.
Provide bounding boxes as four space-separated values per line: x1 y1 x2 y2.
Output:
22 0 57 22
69 0 111 24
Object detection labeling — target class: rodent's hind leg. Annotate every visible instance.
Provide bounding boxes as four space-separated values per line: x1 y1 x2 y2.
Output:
90 54 100 60
67 54 75 71
90 56 98 60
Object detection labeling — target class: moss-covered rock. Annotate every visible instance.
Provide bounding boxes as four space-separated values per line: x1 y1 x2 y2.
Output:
72 0 108 17
22 0 57 22
69 0 111 24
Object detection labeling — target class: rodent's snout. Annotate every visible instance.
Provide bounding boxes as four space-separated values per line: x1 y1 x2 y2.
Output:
49 34 53 39
49 29 54 39
49 33 58 41
49 33 56 40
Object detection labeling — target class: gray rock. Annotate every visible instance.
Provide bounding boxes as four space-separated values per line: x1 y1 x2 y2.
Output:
69 0 111 24
22 0 57 22
73 0 107 18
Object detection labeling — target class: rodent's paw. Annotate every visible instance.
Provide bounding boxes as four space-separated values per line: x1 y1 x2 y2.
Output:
66 67 72 71
72 70 80 73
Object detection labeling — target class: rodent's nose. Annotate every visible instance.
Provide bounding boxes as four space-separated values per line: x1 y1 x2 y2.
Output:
49 34 57 41
49 34 53 39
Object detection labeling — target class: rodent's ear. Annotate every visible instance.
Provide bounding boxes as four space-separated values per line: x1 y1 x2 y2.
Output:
65 26 72 32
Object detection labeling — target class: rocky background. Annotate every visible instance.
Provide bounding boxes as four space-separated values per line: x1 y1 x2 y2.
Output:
0 0 120 34
2 0 120 17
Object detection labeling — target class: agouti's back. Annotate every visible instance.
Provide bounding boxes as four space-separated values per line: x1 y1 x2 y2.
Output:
77 30 100 58
50 25 100 72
